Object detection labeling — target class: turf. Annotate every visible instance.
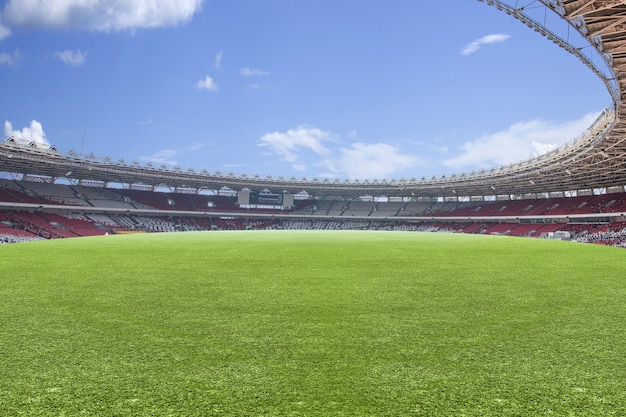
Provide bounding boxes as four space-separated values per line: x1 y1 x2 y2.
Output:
1 230 625 416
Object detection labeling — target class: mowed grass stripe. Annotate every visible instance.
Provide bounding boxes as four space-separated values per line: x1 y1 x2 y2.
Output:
0 231 625 416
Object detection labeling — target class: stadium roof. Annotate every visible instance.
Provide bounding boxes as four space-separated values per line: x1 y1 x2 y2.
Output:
2 0 626 199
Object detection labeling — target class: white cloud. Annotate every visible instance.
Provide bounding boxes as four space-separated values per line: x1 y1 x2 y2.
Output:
214 51 223 69
323 142 419 179
139 149 179 165
188 142 207 152
259 126 421 178
240 67 269 77
292 163 307 172
462 33 510 56
444 112 601 171
0 50 21 67
140 143 208 166
55 49 87 66
258 125 332 170
0 23 11 40
196 75 218 91
1 0 203 32
529 141 558 158
4 120 50 147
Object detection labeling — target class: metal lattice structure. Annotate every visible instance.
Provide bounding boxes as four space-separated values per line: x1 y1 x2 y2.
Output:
2 0 626 200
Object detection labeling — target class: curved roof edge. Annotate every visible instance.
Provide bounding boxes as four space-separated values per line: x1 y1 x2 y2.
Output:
2 0 626 199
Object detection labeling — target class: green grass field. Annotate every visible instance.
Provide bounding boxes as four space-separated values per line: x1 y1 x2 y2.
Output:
1 230 625 416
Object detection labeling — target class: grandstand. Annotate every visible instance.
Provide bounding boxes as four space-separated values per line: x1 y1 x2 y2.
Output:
2 0 626 248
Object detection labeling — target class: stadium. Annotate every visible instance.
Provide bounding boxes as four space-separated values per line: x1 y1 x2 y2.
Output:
2 1 626 416
1 1 626 245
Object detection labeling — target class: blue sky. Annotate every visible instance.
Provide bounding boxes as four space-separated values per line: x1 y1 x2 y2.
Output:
0 0 611 180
